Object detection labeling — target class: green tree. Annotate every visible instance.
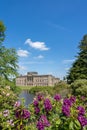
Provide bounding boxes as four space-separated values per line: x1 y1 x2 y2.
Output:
67 35 87 84
0 21 6 43
70 79 87 97
0 21 18 83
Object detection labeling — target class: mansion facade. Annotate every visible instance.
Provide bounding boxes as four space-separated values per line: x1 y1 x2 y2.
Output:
16 72 60 86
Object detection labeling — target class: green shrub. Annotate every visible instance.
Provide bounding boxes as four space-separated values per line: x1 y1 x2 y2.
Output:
29 86 54 96
0 86 18 110
29 82 71 97
70 79 87 96
0 86 18 129
54 81 71 97
1 93 87 130
0 77 21 95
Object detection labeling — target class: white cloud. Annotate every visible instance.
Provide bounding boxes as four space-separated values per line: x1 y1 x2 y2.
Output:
22 61 45 64
17 49 29 57
34 55 44 59
62 59 75 64
65 67 70 71
25 38 50 51
46 21 71 32
19 61 54 65
18 65 27 75
50 23 66 30
19 65 27 70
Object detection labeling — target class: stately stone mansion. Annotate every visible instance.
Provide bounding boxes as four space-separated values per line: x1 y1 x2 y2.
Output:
16 72 60 86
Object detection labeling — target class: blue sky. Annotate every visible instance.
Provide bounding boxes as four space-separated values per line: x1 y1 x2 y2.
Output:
0 0 87 79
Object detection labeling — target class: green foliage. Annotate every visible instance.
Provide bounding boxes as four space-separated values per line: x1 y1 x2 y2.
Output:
67 34 87 83
0 21 6 43
29 86 54 96
1 93 87 130
29 82 71 97
54 81 71 97
0 86 18 111
0 21 18 83
0 77 21 94
54 81 68 88
0 46 18 81
70 79 87 97
0 86 18 129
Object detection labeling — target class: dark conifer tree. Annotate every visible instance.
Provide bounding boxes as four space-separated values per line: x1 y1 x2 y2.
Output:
67 35 87 83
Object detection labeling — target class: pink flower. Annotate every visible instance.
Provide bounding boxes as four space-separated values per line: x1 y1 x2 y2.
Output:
14 101 20 107
3 110 9 117
7 119 14 126
6 93 10 96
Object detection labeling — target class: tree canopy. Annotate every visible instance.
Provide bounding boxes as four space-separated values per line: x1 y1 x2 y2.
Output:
0 21 6 43
67 35 87 84
0 21 18 82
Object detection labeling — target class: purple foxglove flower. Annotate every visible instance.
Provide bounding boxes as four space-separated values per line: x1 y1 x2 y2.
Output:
63 98 72 107
40 115 50 127
78 115 87 127
33 99 39 106
35 107 40 114
62 105 70 117
37 115 50 130
70 96 76 104
37 121 44 130
37 94 43 101
15 109 30 119
44 98 52 112
77 106 85 115
22 109 30 119
54 94 61 101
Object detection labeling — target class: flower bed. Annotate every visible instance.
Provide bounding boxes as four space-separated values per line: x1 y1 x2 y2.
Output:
0 92 87 130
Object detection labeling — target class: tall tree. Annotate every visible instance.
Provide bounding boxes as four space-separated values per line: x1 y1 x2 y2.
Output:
67 35 87 84
0 21 6 43
0 21 18 82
